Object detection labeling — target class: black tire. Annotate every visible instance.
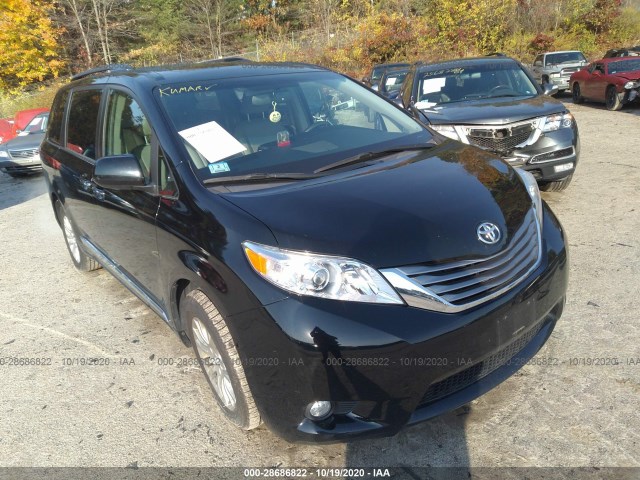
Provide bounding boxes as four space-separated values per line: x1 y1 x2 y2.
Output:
181 289 261 430
55 200 101 271
572 83 584 104
605 86 622 111
539 174 573 192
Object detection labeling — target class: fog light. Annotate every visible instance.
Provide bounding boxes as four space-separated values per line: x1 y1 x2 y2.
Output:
553 162 574 173
306 401 333 421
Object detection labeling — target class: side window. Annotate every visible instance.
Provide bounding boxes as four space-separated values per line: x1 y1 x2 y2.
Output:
48 90 68 145
535 55 543 66
67 89 102 159
104 90 151 181
159 149 178 197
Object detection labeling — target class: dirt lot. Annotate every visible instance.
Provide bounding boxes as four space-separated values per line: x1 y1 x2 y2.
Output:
0 100 638 474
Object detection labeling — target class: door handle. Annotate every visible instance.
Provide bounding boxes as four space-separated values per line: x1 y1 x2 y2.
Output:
94 188 105 201
80 178 92 191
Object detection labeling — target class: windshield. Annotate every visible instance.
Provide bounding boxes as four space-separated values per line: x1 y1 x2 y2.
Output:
415 63 538 108
382 71 408 93
609 59 640 74
24 114 49 134
546 52 586 65
157 71 429 183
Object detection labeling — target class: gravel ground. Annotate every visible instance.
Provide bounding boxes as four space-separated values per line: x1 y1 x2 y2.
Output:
0 100 638 473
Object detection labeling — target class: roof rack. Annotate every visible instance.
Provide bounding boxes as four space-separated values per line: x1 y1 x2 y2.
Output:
71 64 133 81
197 56 253 65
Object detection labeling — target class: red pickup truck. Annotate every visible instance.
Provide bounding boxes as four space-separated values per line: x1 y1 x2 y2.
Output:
0 107 49 144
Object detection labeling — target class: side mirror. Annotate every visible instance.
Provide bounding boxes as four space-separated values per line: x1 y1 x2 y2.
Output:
93 154 146 190
534 61 543 67
542 83 559 96
362 77 370 84
593 70 602 76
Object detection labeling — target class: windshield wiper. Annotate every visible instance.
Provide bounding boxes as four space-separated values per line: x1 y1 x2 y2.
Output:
203 172 321 186
314 144 435 174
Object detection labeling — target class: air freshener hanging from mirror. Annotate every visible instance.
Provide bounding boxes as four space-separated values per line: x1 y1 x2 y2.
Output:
269 101 281 123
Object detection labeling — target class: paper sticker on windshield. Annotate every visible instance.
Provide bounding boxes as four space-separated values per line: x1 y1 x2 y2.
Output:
386 77 397 86
209 162 230 174
178 121 246 163
414 100 438 110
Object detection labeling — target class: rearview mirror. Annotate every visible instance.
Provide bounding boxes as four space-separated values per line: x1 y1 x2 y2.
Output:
93 154 146 190
542 83 559 96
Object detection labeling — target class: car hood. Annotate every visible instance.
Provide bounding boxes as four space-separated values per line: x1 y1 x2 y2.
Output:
220 142 533 268
3 132 45 150
420 95 565 125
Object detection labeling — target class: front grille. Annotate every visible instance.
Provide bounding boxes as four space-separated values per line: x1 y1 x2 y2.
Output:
465 121 535 154
9 148 39 159
419 320 544 406
394 210 539 307
561 67 579 76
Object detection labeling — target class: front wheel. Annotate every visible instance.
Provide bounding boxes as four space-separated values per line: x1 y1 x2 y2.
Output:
605 86 622 111
572 83 584 104
539 173 573 192
182 289 261 430
55 200 100 271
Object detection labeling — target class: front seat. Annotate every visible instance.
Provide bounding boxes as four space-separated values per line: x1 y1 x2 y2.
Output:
131 118 152 181
233 94 288 153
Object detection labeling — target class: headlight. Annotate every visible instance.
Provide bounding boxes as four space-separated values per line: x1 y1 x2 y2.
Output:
540 112 573 132
0 149 9 158
624 81 639 89
429 125 460 141
515 168 543 227
243 241 403 304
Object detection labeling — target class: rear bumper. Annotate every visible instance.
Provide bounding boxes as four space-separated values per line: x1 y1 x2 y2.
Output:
228 204 569 442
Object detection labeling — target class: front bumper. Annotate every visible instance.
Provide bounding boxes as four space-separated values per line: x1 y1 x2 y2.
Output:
550 75 571 91
504 126 579 183
0 156 43 174
228 204 568 442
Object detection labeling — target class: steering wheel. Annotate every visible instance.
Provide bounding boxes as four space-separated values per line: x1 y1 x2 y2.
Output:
304 121 331 133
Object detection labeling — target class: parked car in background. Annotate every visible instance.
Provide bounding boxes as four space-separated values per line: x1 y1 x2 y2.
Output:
0 112 49 177
0 107 50 145
377 67 410 99
399 56 579 191
41 60 568 442
362 62 410 88
571 57 640 110
530 51 587 94
603 46 640 58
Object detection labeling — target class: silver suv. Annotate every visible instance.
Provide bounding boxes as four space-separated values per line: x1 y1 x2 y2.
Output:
531 51 587 93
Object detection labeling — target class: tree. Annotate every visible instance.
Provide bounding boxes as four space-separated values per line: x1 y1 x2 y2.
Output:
0 0 65 90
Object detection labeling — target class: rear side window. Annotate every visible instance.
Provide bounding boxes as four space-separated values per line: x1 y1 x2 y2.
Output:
48 90 68 145
67 89 102 159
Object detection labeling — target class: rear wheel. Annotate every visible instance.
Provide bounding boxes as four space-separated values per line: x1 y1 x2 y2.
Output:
182 289 261 430
572 83 584 104
539 174 573 192
55 200 100 271
605 86 622 111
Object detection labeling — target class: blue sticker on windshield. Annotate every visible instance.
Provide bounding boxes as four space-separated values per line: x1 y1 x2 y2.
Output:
209 162 230 174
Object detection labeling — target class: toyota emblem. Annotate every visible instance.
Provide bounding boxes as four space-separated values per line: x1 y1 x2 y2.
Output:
477 222 501 245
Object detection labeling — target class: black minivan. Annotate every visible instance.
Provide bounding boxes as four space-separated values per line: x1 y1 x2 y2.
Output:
41 60 568 442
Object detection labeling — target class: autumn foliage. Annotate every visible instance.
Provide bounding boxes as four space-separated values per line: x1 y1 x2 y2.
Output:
0 0 65 91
